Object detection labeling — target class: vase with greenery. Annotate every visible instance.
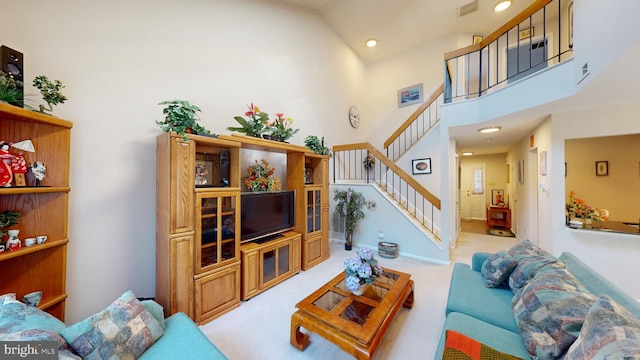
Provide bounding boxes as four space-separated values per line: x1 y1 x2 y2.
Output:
304 135 331 156
228 103 269 137
0 209 22 241
333 187 365 250
33 75 67 114
0 71 23 106
156 100 213 141
244 159 281 192
265 113 299 142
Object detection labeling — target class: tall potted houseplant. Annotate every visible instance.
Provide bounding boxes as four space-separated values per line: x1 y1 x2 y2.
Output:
333 187 365 250
156 100 213 141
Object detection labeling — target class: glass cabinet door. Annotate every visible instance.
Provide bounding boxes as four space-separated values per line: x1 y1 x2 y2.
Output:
306 188 322 235
197 192 238 273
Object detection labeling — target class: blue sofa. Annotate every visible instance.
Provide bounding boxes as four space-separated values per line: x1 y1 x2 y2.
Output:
435 249 640 359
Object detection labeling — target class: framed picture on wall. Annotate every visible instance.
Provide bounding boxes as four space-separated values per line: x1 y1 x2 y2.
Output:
195 160 214 186
412 158 432 174
397 83 423 108
596 160 608 176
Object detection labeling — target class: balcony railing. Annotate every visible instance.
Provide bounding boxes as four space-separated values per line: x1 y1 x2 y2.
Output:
384 84 444 162
444 0 573 103
333 143 441 241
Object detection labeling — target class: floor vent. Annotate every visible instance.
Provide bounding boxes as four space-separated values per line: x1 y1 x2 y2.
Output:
458 0 479 17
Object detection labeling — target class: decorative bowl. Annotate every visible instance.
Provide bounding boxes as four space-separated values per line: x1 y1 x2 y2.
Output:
23 291 43 307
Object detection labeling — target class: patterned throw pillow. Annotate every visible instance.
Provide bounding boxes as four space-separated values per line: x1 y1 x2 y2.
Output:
507 239 553 258
508 255 564 294
565 295 640 360
0 296 67 334
61 290 163 360
512 265 596 359
481 251 518 287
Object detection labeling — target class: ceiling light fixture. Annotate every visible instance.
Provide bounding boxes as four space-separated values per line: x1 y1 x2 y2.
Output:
494 0 512 12
462 152 473 156
479 126 502 133
366 39 378 48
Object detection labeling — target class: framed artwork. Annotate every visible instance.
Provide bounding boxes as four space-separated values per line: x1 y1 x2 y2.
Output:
539 151 547 175
569 2 574 48
491 189 505 206
195 160 214 186
472 35 483 44
518 160 525 184
412 158 432 174
596 161 608 176
519 27 534 40
397 83 423 108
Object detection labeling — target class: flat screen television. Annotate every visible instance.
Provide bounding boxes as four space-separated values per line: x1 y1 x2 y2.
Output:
241 190 295 243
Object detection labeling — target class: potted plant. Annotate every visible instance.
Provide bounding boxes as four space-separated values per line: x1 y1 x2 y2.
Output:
333 187 365 250
156 100 213 141
0 209 22 240
227 103 270 137
32 75 67 114
304 135 331 156
265 113 299 142
344 247 384 295
0 71 23 106
244 159 281 192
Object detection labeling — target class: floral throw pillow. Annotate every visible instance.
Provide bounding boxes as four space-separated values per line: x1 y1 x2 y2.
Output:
481 251 518 287
565 295 640 360
61 290 163 360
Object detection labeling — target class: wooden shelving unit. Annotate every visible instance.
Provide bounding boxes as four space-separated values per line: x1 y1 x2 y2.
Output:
0 103 72 321
157 132 329 325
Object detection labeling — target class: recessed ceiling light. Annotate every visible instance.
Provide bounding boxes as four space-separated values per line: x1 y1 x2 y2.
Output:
479 126 502 133
366 39 378 48
462 152 473 156
494 0 511 12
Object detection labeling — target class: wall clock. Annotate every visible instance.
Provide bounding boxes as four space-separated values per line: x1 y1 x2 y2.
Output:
348 106 360 128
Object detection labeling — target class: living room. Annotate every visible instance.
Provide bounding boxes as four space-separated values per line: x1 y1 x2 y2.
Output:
2 0 640 358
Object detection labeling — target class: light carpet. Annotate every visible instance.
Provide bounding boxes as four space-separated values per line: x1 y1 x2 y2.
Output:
199 232 519 359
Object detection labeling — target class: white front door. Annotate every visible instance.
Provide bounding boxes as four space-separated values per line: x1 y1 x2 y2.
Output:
460 164 487 220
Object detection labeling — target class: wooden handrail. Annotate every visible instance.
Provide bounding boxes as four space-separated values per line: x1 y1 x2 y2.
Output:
333 142 441 209
383 83 444 149
444 0 553 60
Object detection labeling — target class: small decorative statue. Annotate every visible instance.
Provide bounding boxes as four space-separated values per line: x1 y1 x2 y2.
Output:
6 229 21 251
0 142 13 186
30 161 46 186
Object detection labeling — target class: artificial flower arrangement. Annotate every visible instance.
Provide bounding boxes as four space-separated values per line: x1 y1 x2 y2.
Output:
344 247 384 292
566 191 607 222
266 113 299 142
333 187 366 234
244 159 281 192
363 153 375 170
228 103 270 137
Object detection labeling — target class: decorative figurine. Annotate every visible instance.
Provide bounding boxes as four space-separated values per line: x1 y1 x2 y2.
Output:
6 229 21 251
30 161 46 186
0 142 13 187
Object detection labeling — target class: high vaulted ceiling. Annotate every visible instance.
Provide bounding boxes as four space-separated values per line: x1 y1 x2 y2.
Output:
281 0 535 63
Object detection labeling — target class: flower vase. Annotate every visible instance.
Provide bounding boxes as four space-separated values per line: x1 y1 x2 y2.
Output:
344 231 353 251
352 283 367 296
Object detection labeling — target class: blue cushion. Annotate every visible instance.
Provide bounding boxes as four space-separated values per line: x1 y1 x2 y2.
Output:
0 297 66 334
139 312 228 360
446 263 519 332
481 251 518 288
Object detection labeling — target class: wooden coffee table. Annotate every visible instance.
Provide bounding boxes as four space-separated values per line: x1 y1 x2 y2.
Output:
290 267 414 359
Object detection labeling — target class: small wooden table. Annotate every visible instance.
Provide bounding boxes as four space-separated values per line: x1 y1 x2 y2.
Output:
290 268 414 359
487 205 511 228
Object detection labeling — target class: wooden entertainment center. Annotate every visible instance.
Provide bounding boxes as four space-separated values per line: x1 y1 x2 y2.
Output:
156 132 329 324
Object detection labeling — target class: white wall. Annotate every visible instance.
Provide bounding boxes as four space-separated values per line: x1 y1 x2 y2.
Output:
0 0 367 323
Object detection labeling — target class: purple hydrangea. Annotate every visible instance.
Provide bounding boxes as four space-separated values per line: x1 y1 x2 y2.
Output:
344 256 361 272
358 247 374 261
357 263 373 279
345 275 361 291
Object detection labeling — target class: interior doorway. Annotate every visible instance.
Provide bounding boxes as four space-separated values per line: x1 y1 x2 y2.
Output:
460 164 487 221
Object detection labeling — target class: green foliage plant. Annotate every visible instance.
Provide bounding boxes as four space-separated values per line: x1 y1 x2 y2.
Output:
0 209 22 239
333 187 365 234
304 135 331 156
156 100 213 141
0 71 23 106
33 75 67 114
